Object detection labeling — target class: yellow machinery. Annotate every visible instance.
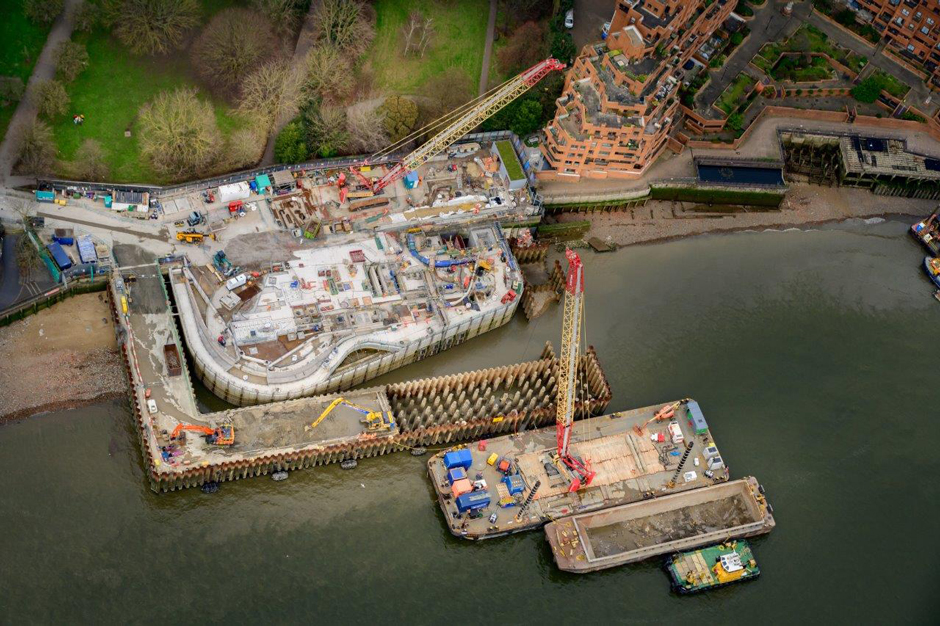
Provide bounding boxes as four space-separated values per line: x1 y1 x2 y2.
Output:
307 397 395 432
176 231 215 244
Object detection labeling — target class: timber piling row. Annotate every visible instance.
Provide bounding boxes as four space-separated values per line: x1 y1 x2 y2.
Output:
119 320 612 491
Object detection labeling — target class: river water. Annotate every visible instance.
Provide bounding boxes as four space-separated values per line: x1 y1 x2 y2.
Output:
1 219 937 623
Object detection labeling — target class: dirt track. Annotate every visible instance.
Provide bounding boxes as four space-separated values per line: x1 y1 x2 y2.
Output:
0 292 126 422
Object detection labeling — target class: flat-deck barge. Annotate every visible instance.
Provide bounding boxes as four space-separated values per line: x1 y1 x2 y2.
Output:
428 399 731 540
545 477 774 573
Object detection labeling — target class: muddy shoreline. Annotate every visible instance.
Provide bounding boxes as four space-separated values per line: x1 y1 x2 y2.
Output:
0 293 126 422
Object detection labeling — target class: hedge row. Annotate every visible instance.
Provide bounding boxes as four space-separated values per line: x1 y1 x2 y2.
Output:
650 186 784 207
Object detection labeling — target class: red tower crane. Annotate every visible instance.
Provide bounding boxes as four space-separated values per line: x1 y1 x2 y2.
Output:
365 58 566 194
555 249 595 492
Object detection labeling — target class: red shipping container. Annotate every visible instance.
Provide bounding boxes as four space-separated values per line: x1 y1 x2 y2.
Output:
451 478 472 498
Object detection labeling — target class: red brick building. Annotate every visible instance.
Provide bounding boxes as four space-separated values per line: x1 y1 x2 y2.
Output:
856 0 940 89
539 0 735 181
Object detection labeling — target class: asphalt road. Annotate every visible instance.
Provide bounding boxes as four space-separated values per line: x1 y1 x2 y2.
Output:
572 0 612 51
0 233 21 309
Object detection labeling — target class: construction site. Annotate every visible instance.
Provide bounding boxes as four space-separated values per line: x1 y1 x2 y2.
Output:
172 221 522 405
83 57 777 577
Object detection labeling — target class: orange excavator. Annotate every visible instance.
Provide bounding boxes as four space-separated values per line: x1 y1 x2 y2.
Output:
632 399 692 436
170 422 235 446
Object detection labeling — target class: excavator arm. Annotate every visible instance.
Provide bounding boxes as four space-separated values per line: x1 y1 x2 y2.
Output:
170 423 234 445
307 398 396 432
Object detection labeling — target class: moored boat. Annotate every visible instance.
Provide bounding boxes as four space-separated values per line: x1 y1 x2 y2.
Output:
666 540 760 594
924 257 940 289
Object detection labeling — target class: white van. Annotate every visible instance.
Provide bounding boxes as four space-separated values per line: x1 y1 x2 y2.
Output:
564 9 574 29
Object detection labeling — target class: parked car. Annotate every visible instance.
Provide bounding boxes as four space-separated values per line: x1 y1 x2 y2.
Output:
564 9 574 29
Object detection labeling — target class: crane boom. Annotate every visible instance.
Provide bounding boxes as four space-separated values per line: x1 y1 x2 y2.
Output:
555 249 595 491
371 58 565 193
556 249 583 458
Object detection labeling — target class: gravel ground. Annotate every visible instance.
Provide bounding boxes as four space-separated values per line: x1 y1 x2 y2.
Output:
558 184 935 247
0 293 127 422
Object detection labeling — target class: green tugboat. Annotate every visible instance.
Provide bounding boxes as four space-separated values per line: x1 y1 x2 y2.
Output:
666 540 760 594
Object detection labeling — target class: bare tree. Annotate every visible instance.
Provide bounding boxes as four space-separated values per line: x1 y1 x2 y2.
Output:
250 0 303 36
108 0 200 56
417 17 434 57
24 0 64 25
14 119 57 175
402 11 421 55
7 197 40 282
138 88 222 179
0 77 26 104
402 12 434 57
191 8 278 94
73 2 98 32
303 44 353 104
74 139 110 181
345 103 388 153
33 79 69 119
314 0 375 57
222 125 266 170
497 21 546 75
239 59 304 132
304 102 348 157
54 40 89 83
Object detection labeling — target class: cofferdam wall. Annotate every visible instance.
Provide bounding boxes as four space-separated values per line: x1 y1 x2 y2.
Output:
173 269 522 407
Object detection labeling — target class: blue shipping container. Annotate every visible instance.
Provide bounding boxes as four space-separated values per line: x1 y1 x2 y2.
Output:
502 474 525 495
46 242 72 270
77 236 97 264
686 400 709 435
443 449 473 470
35 190 55 203
447 467 467 484
455 491 490 514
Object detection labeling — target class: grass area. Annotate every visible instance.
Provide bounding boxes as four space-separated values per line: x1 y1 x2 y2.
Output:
0 1 52 143
496 140 523 180
752 24 868 76
870 68 910 99
0 1 50 82
716 74 756 115
53 30 247 183
363 0 489 96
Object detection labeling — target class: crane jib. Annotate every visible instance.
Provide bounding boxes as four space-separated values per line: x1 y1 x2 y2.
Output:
371 58 565 193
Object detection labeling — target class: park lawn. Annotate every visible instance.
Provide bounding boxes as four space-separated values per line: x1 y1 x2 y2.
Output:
0 1 52 143
716 74 756 115
0 1 50 82
363 0 489 97
53 32 246 183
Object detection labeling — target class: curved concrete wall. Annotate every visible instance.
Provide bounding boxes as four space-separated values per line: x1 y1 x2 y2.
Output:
174 269 521 406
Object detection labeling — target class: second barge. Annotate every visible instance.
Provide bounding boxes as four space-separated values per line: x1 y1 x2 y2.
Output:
544 477 774 573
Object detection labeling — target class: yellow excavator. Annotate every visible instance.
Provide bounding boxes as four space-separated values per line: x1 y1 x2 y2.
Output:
306 397 395 432
176 231 216 244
